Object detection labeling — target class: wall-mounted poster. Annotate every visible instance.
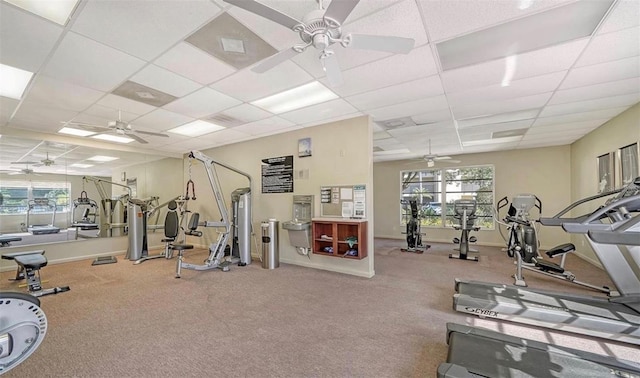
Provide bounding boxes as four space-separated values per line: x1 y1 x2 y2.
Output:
597 152 614 193
261 155 294 193
298 137 312 158
619 142 639 187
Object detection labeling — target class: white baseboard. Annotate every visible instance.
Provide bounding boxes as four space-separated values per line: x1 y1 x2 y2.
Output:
279 257 374 278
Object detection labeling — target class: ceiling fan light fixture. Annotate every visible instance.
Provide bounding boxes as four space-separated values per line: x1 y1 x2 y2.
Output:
58 127 96 137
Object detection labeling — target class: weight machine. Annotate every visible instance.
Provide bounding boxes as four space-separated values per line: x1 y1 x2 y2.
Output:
449 199 480 261
400 199 429 253
83 176 129 238
176 150 252 277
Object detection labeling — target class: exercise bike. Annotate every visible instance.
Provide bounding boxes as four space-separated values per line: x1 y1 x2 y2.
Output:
449 199 480 261
400 200 430 253
496 194 612 294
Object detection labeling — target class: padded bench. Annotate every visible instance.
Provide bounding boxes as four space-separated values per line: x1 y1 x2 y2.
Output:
2 250 69 297
0 236 22 247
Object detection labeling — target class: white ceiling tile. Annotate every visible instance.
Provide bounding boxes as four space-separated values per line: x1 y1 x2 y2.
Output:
0 97 20 124
329 44 438 97
368 95 450 120
447 71 566 108
418 0 574 42
217 104 272 125
457 108 540 128
561 56 640 89
154 42 236 85
278 98 358 125
71 0 221 60
575 26 640 67
196 128 251 144
132 109 195 132
163 87 242 118
97 94 157 116
411 109 454 125
227 6 300 51
452 92 553 120
298 112 364 129
211 61 313 102
0 2 64 72
81 104 140 123
549 78 640 105
597 0 640 35
462 142 521 154
533 106 630 127
345 75 444 111
24 75 105 112
528 118 607 134
42 32 146 92
130 64 202 98
459 120 534 141
441 38 588 93
539 93 640 117
232 116 295 136
12 102 79 132
388 121 457 138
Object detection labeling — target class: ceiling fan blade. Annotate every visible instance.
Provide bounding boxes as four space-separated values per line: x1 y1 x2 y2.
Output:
346 34 415 54
10 161 39 165
323 0 360 27
135 130 169 138
224 0 301 29
128 134 149 144
252 47 299 73
321 53 343 87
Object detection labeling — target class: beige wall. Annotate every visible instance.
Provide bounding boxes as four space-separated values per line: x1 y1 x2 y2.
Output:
186 115 375 278
570 103 640 264
373 145 572 250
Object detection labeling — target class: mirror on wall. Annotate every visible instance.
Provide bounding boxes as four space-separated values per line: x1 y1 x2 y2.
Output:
0 135 175 248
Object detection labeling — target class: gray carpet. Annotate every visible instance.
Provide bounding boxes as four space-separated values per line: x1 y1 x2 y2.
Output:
2 239 638 377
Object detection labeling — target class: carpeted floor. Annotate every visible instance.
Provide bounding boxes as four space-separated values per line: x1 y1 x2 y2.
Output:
1 239 638 377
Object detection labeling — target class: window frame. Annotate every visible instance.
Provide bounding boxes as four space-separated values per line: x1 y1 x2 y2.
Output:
0 180 71 215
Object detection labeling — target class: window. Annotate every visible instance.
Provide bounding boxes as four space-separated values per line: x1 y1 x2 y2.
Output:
400 165 495 229
0 180 70 215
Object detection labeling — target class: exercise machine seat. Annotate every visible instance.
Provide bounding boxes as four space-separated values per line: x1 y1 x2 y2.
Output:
545 242 575 258
1 250 69 297
0 236 22 247
162 201 180 243
535 259 565 274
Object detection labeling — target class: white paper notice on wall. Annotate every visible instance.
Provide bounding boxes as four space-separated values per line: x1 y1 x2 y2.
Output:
342 201 354 218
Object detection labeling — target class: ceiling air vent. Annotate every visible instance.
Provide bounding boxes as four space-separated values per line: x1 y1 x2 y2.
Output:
207 113 245 128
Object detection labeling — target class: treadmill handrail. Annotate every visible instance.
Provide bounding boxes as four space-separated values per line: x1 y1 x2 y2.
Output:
539 188 622 226
561 194 640 233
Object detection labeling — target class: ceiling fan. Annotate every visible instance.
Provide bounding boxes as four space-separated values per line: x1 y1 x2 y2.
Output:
63 111 169 144
4 163 41 176
224 0 415 86
419 140 461 168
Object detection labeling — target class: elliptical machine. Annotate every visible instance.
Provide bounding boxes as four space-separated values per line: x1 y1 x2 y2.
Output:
497 194 612 294
449 199 479 261
400 199 430 253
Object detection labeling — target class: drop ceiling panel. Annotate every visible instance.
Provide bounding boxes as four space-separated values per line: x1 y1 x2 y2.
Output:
12 102 79 132
154 42 237 85
388 120 457 138
132 109 194 132
96 94 157 116
459 120 534 141
447 71 566 108
539 93 640 117
441 39 588 93
25 75 105 112
548 78 640 105
534 106 630 127
345 75 444 111
575 26 640 67
560 56 640 89
232 116 295 136
463 142 522 154
194 128 251 145
418 0 573 42
597 0 640 34
0 2 64 72
528 119 607 134
214 104 272 126
456 108 540 129
71 0 221 61
367 95 450 121
130 64 202 98
0 97 20 124
452 92 553 120
211 61 313 102
226 6 300 51
279 99 358 125
81 104 139 123
42 32 146 92
163 87 242 118
329 45 438 97
412 109 455 125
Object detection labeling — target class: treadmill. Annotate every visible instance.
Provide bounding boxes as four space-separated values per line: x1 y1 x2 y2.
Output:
453 177 640 345
26 198 61 235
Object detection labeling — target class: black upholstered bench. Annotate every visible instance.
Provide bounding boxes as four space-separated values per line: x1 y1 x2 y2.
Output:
2 250 70 297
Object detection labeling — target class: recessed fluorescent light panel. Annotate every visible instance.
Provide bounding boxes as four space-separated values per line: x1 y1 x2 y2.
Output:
70 163 94 168
251 82 338 114
88 155 118 162
437 0 614 70
456 109 540 129
92 134 135 144
58 127 95 137
0 63 34 100
4 0 79 25
462 136 523 147
168 120 224 137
